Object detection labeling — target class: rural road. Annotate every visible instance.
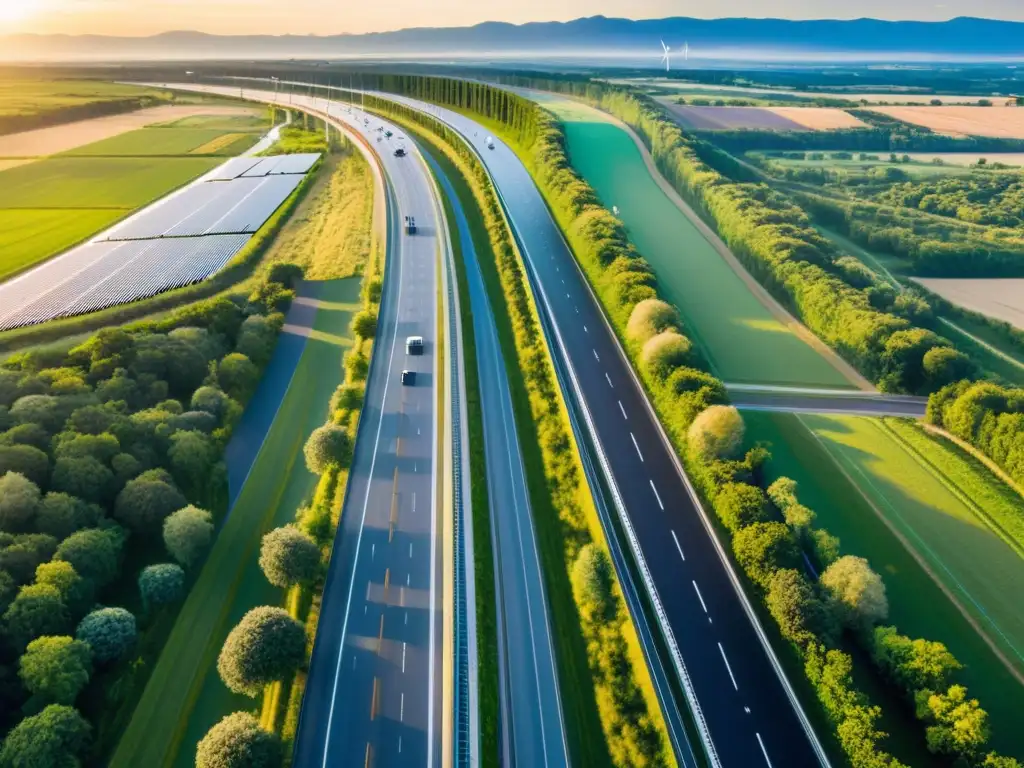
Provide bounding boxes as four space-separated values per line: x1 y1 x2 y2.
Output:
426 151 569 767
167 84 448 768
370 90 828 767
725 384 929 418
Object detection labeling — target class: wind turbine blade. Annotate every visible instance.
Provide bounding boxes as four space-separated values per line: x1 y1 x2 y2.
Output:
661 39 668 53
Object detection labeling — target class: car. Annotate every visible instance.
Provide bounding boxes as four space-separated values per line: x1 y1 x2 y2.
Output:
394 147 406 157
385 130 393 138
486 136 495 150
401 370 416 386
404 215 416 235
406 335 424 355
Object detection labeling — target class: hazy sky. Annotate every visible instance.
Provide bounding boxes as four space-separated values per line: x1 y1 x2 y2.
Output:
2 0 1023 36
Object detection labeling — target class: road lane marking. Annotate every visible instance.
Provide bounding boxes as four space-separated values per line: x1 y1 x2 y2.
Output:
400 692 405 722
756 733 773 767
412 491 416 513
718 642 738 690
575 306 579 313
402 642 407 673
399 736 402 754
592 349 600 361
692 580 708 613
371 544 375 561
650 480 664 510
566 293 570 299
584 325 588 333
618 400 627 420
409 543 413 558
630 432 644 462
605 372 614 388
671 529 685 561
407 573 411 586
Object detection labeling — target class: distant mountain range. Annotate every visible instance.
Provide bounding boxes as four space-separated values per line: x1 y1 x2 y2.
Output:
2 16 1023 63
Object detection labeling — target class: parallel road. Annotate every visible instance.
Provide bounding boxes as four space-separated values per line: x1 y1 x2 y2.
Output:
726 385 929 418
426 151 569 767
170 84 446 768
373 92 827 767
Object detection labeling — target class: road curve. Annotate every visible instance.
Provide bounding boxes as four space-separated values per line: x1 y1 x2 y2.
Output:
167 84 446 768
425 150 569 767
371 92 828 768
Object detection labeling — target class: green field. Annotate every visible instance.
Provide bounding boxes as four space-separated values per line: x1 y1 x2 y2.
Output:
154 113 269 131
0 79 166 118
0 208 124 280
542 97 853 387
111 279 360 768
755 152 995 177
745 411 1024 757
62 127 244 157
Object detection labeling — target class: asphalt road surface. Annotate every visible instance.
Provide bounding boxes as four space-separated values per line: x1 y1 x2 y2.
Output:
165 85 448 768
427 152 569 767
376 92 827 767
726 386 929 418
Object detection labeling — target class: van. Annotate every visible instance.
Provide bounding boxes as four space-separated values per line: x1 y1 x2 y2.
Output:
406 336 424 355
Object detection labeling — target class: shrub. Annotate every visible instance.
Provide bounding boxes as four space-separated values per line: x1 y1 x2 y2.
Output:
195 712 282 768
626 299 679 343
138 563 186 610
114 477 187 537
217 606 306 696
570 543 613 617
688 405 745 460
731 521 800 589
167 430 215 495
351 310 378 339
267 262 304 288
0 422 51 452
55 528 123 589
0 472 41 532
19 635 92 704
258 526 321 588
163 506 214 568
330 382 365 413
9 394 68 433
3 583 69 650
191 386 231 419
713 482 769 533
918 685 990 760
766 568 837 648
872 626 961 695
0 704 90 768
76 607 137 664
820 555 889 630
303 424 352 474
640 331 691 378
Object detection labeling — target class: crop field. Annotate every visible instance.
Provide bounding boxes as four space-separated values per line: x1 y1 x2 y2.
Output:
620 80 1001 104
112 279 361 768
868 106 1024 138
744 411 1024 757
753 151 994 176
0 78 166 117
662 102 865 131
544 97 854 387
0 208 123 280
763 106 867 130
912 278 1024 330
63 123 261 157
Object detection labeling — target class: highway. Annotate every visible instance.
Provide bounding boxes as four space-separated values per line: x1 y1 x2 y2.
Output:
372 91 828 767
425 151 569 766
170 84 448 768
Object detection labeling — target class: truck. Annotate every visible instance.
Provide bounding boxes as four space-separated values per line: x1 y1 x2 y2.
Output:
404 215 417 235
406 335 424 355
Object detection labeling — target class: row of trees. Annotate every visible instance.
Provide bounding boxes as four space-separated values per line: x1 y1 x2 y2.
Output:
927 380 1024 488
0 90 172 138
872 174 1024 230
195 260 379 766
0 268 295 765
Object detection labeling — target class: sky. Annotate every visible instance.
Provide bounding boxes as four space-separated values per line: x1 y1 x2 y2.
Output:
1 0 1022 36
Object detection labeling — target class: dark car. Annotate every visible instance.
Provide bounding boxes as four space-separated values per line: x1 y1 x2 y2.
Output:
393 147 406 157
401 370 416 386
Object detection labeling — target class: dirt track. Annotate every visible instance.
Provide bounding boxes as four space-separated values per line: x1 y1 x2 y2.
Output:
0 104 258 158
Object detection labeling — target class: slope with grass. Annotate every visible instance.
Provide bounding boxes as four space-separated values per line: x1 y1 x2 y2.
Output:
110 279 361 768
540 96 856 388
745 410 1024 757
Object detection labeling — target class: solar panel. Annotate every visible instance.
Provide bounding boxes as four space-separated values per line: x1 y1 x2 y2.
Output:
269 153 321 175
205 156 265 181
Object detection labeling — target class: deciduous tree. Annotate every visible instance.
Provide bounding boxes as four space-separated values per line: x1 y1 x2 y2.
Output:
19 635 92 704
217 606 306 696
195 712 282 768
258 526 321 588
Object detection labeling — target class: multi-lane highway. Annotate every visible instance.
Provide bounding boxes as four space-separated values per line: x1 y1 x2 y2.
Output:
426 151 569 766
373 91 828 767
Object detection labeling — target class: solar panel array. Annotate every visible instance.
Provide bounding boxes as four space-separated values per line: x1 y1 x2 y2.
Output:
0 151 321 331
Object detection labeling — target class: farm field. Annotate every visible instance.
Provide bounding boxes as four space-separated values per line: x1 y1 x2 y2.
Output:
621 80 1001 104
0 208 123 280
756 151 994 176
912 278 1024 330
868 105 1024 138
62 126 257 157
0 78 167 118
111 279 361 768
0 104 262 158
543 96 855 386
745 410 1024 758
662 102 865 131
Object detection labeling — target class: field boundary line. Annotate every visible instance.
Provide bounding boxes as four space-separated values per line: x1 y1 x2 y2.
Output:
798 415 1024 687
921 423 1024 500
880 420 1024 562
561 96 873 392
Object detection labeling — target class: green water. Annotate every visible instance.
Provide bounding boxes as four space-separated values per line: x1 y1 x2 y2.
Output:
548 100 852 388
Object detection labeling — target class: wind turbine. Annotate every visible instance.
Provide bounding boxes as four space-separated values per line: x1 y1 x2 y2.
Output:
684 41 690 62
660 39 671 72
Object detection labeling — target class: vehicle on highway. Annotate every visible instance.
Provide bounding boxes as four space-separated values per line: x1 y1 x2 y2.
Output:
385 130 393 138
486 136 495 149
401 369 416 386
406 335 424 355
404 215 417 234
394 147 406 157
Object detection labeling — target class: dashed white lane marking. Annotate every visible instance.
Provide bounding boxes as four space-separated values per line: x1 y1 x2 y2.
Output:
409 543 413 558
605 372 614 388
630 432 644 462
399 736 403 753
405 611 408 625
650 480 664 510
671 529 685 561
353 656 357 670
371 544 375 561
756 733 773 767
592 349 600 361
692 580 708 613
412 492 416 513
718 642 738 690
583 325 588 333
575 306 579 314
618 400 627 420
402 642 407 673
406 573 411 586
566 293 570 299
400 692 405 722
